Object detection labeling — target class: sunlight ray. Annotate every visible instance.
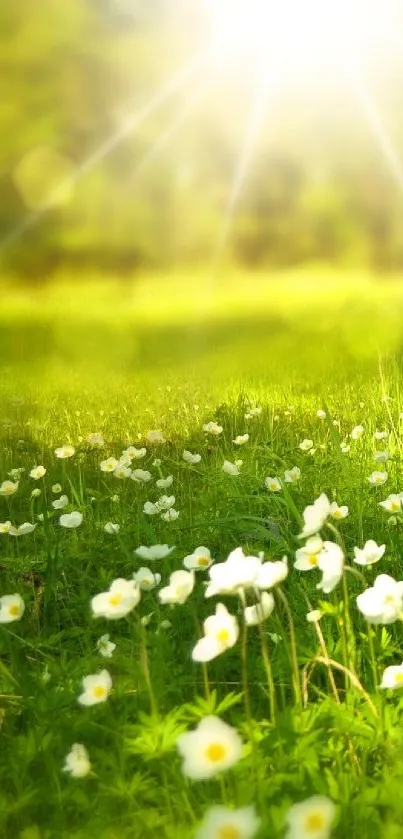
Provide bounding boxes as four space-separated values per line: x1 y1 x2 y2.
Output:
1 49 210 250
210 75 272 271
128 82 212 184
350 73 403 192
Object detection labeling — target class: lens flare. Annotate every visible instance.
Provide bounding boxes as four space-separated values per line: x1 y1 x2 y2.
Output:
204 0 401 80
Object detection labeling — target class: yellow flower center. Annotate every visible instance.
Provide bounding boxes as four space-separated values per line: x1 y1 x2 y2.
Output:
217 825 242 839
108 594 123 607
205 742 227 762
308 555 318 566
8 604 21 617
395 673 403 684
304 812 326 833
217 629 230 644
197 557 210 567
392 502 400 511
92 685 107 699
333 510 342 519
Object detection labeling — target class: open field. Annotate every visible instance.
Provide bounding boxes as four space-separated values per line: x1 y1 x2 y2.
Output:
2 271 403 839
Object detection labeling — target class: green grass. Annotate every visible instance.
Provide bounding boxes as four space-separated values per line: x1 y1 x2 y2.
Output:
2 270 403 839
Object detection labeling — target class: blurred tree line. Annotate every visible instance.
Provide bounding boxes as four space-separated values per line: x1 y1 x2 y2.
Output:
2 0 403 278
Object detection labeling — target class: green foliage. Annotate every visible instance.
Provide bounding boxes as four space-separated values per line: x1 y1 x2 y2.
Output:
1 274 403 836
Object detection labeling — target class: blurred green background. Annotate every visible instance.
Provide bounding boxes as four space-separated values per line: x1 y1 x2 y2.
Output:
2 0 403 280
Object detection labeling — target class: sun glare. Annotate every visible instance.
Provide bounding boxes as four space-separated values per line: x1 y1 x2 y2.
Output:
204 0 401 80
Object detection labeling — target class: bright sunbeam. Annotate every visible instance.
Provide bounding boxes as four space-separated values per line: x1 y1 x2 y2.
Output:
0 49 210 250
204 0 402 82
350 73 403 193
211 78 271 271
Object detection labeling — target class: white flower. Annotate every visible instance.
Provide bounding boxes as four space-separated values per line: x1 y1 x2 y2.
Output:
379 494 401 513
63 744 91 778
233 434 249 446
256 556 288 589
284 467 301 483
0 594 25 623
177 716 243 779
135 544 175 561
192 603 239 662
374 430 388 440
91 578 140 619
195 806 260 839
30 466 46 480
184 546 214 571
0 521 12 534
265 476 282 492
354 540 385 566
245 407 261 419
307 609 323 623
97 634 116 658
351 425 364 440
77 670 112 706
122 446 147 460
244 592 275 625
285 795 336 839
380 663 403 689
131 469 152 483
114 464 131 479
52 483 62 494
156 475 173 489
367 471 388 486
205 548 262 598
161 508 180 522
52 494 69 510
88 433 105 448
9 522 37 536
356 574 403 624
158 570 194 605
133 567 161 590
8 468 24 480
143 501 159 515
104 522 120 534
317 410 326 419
316 541 344 594
223 460 241 476
0 480 19 496
329 502 349 520
340 442 350 454
146 430 166 444
299 493 331 538
59 511 82 529
299 439 314 451
295 536 324 571
100 457 118 473
155 494 176 511
374 450 390 464
55 445 75 459
31 488 41 498
37 513 44 522
183 450 201 464
203 422 223 436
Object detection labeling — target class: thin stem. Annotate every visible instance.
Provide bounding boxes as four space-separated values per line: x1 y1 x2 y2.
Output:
257 616 276 723
276 588 302 708
138 620 158 717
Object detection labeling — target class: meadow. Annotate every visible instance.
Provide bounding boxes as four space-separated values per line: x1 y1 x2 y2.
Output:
3 270 403 839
